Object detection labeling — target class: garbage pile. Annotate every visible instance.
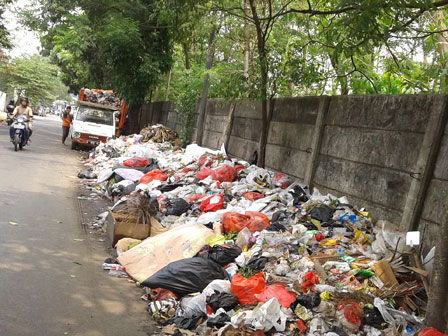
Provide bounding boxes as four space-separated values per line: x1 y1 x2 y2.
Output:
78 130 435 336
81 88 122 107
140 124 179 143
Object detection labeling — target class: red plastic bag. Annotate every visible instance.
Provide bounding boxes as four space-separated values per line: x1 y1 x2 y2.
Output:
234 165 245 172
231 272 267 305
419 328 447 336
123 157 149 168
272 172 293 189
255 284 297 308
301 272 319 292
198 154 213 168
211 165 237 182
150 288 178 301
222 212 270 233
197 168 213 180
186 194 207 203
296 320 307 334
337 301 363 324
242 191 265 201
139 169 168 184
200 194 224 212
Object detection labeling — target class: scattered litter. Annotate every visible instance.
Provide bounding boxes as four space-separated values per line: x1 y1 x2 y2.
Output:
76 124 431 335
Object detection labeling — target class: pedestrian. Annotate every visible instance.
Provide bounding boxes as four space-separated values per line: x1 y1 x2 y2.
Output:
62 106 72 145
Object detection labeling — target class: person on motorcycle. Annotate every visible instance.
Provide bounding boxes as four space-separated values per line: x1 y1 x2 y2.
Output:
6 99 15 125
10 97 33 143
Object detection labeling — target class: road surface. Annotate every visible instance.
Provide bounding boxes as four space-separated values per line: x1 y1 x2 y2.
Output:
0 115 152 335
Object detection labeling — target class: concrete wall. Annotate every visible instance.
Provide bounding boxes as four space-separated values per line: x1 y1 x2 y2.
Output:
140 95 448 251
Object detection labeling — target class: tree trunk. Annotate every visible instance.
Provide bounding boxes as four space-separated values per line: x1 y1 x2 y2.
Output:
432 10 448 86
219 100 236 149
425 201 448 332
182 42 191 70
243 0 250 83
164 69 172 101
249 0 268 168
329 53 348 95
195 26 216 145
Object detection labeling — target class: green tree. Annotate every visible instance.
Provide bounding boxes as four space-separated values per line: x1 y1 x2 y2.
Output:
1 55 70 105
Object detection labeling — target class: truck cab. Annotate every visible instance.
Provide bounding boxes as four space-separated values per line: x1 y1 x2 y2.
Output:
71 88 126 150
71 102 118 149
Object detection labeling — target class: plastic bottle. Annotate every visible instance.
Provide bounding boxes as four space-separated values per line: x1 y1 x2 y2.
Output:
102 263 126 271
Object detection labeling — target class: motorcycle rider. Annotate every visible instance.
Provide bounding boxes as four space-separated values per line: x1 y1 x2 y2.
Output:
10 97 33 143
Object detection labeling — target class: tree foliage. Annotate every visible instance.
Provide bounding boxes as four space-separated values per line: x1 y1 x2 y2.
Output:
0 55 70 105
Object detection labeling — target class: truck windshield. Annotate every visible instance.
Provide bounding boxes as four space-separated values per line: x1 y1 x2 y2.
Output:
76 107 114 126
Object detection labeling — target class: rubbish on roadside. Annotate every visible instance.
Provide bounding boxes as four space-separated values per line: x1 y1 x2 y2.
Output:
8 221 18 226
142 257 228 296
77 124 432 335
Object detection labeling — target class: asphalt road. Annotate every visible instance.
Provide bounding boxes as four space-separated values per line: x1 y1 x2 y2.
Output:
0 115 151 336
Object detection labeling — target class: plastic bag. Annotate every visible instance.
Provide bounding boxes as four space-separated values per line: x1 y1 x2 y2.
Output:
235 227 251 248
231 272 266 305
242 191 265 201
291 294 321 310
207 312 230 328
337 301 362 331
211 165 237 182
123 157 148 168
272 172 293 189
255 284 297 308
139 169 168 184
207 291 239 313
251 298 287 332
222 212 270 233
186 194 207 203
149 288 178 301
197 168 213 180
165 198 190 216
200 194 224 212
195 244 242 266
142 257 228 296
309 206 335 222
301 272 319 292
419 328 447 336
246 168 272 187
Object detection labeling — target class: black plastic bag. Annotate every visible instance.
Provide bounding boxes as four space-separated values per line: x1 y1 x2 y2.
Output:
249 150 258 165
206 291 239 313
290 294 321 310
289 185 309 203
207 313 230 328
142 258 228 296
309 205 334 222
165 198 190 216
246 256 270 271
169 312 206 330
268 211 293 231
364 307 386 329
158 184 183 193
195 245 242 266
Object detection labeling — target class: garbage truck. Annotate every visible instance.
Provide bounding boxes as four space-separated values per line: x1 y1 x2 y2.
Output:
71 88 127 149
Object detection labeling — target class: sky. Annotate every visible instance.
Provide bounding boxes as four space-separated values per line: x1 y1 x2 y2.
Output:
4 0 41 58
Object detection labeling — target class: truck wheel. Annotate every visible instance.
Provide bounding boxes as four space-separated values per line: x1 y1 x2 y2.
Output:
71 141 77 150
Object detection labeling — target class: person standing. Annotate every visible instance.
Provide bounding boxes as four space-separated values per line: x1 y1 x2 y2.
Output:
62 106 72 145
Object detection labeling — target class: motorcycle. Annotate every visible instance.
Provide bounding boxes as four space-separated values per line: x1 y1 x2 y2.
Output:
11 116 29 151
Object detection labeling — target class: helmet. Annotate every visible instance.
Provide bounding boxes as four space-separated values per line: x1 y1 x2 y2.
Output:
20 97 29 103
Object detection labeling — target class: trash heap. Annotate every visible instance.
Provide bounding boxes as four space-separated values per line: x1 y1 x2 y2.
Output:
81 88 122 107
79 131 436 336
140 124 179 143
